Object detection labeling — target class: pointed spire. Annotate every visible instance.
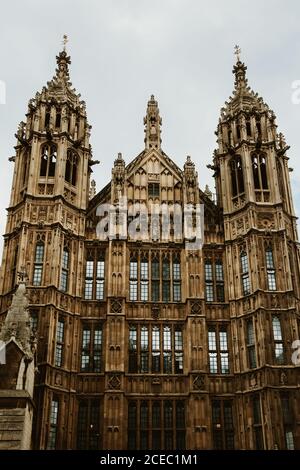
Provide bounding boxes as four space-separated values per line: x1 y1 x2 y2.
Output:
144 95 162 150
55 35 71 82
232 45 248 90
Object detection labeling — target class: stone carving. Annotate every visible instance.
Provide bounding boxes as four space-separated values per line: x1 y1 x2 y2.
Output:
191 301 201 315
107 374 121 390
193 374 205 390
151 304 160 319
110 298 122 314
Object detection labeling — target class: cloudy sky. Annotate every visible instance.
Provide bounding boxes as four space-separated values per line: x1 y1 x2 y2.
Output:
0 0 299 251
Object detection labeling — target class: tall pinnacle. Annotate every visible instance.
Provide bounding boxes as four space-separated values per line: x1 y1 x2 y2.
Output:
0 273 32 354
232 44 248 90
144 95 162 150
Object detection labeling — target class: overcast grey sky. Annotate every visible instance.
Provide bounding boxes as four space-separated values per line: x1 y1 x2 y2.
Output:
0 0 300 249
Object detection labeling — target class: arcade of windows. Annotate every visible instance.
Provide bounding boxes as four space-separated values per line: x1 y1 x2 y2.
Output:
129 252 181 302
39 143 79 187
229 152 269 201
129 324 183 374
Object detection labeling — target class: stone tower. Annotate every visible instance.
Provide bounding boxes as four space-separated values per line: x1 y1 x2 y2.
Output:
0 275 36 449
210 53 300 449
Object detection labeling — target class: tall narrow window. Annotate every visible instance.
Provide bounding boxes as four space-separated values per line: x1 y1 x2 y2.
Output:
128 401 137 450
129 325 137 373
215 260 225 302
175 328 183 373
55 317 65 367
208 325 229 374
252 153 268 190
40 143 57 178
163 326 172 373
129 257 138 301
33 241 44 286
84 259 94 300
140 326 149 373
96 256 105 300
77 400 100 450
60 247 69 292
230 156 244 198
281 394 295 450
81 325 91 372
212 400 234 449
80 324 102 372
205 259 214 301
45 109 51 128
140 401 149 450
252 395 264 449
55 109 61 129
208 327 218 373
272 316 284 364
140 257 149 301
65 150 78 186
151 256 160 302
246 117 251 137
162 257 170 302
47 398 59 449
173 255 181 302
30 310 38 332
152 326 161 372
241 251 251 295
247 319 257 369
152 401 161 450
266 247 276 291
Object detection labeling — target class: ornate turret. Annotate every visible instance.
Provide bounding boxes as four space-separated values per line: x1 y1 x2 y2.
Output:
210 46 295 219
9 35 96 209
144 95 162 150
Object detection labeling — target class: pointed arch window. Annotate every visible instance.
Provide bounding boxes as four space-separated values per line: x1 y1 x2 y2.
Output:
65 150 78 186
33 241 44 286
40 143 57 178
230 156 244 198
252 153 268 190
246 117 252 137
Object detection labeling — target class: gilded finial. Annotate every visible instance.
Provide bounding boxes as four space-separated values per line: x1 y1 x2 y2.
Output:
62 34 68 51
234 44 241 62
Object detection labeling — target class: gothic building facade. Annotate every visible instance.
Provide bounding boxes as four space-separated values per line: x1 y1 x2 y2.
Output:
0 46 299 450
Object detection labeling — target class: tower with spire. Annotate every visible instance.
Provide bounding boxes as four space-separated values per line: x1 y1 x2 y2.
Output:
0 43 299 450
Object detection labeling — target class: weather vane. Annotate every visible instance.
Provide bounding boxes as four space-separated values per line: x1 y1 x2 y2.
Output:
62 34 68 51
234 44 241 62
